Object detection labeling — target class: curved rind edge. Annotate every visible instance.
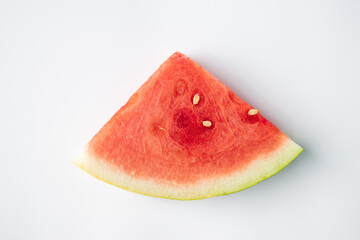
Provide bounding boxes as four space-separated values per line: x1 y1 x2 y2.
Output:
73 138 303 200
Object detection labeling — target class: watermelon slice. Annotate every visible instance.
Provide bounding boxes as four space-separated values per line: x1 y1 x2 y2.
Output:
74 52 302 200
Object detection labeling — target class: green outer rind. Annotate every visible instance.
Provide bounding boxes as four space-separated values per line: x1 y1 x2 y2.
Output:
220 146 303 198
73 138 302 200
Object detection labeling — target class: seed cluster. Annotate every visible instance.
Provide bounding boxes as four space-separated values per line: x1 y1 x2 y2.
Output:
189 94 260 128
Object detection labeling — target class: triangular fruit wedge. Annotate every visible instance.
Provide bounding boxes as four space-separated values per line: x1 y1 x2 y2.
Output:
74 52 303 200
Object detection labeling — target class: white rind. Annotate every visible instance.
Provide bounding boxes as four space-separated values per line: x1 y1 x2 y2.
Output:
73 138 302 200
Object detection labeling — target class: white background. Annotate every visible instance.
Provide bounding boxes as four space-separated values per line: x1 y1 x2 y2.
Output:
1 0 359 239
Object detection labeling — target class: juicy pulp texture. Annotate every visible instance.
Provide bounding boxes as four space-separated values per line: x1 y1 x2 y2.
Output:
74 52 303 199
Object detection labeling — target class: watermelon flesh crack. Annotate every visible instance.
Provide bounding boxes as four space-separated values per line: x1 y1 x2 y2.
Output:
74 52 303 200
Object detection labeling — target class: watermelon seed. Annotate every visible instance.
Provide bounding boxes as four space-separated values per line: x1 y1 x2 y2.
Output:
248 109 259 115
193 93 200 105
202 120 212 127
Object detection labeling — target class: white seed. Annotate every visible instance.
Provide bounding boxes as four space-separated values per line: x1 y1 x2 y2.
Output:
248 109 259 115
193 93 200 105
202 120 212 127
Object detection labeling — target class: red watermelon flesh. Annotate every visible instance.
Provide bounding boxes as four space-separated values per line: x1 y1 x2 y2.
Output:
74 52 302 199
